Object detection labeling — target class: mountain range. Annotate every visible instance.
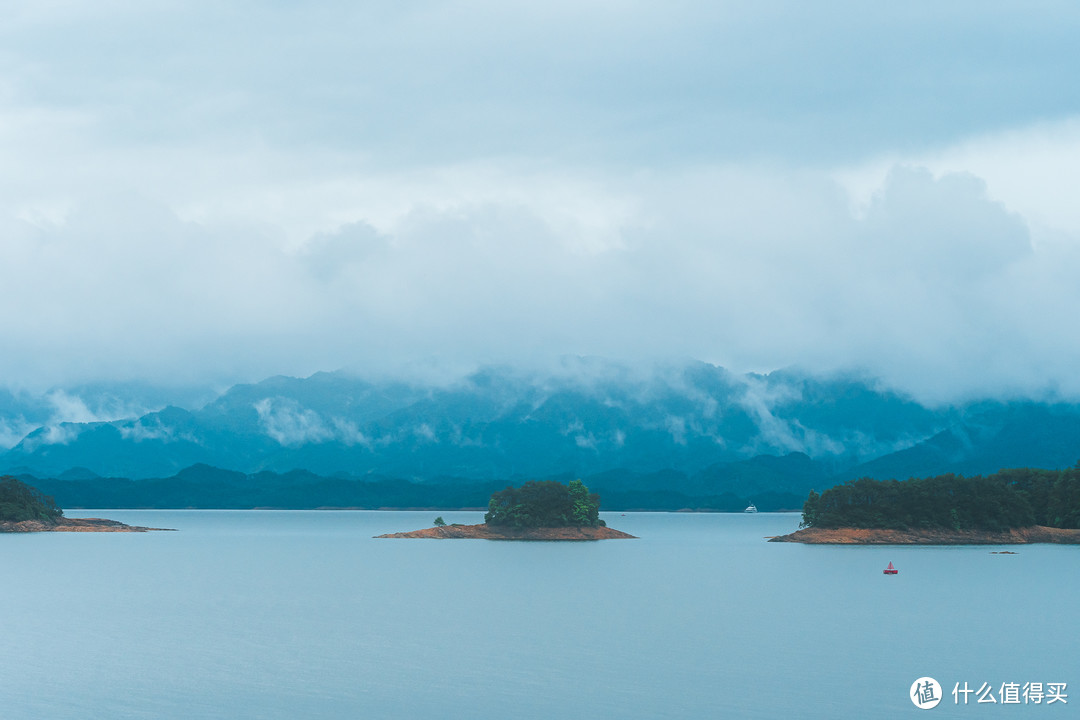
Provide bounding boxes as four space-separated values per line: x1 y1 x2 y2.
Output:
3 360 1080 509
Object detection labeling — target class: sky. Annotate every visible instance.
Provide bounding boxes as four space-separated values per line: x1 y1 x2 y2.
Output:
3 1 1080 403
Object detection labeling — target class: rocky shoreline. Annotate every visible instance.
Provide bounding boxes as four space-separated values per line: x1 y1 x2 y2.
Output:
0 517 175 533
376 523 636 540
769 525 1080 545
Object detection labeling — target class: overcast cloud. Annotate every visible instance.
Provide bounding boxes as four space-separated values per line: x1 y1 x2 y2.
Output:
2 1 1080 403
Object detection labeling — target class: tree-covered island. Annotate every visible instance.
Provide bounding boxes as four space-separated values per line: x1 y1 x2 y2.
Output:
0 475 169 533
377 479 634 540
772 466 1080 544
484 479 605 528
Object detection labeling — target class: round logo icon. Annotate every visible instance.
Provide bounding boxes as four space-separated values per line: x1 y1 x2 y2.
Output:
911 677 943 709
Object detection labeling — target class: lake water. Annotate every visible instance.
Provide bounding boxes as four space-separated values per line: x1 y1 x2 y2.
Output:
1 511 1075 719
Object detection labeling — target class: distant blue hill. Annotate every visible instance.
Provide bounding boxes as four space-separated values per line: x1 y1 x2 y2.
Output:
18 457 816 512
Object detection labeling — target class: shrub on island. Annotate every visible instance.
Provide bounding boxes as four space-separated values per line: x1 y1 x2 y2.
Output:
484 479 606 528
0 476 64 523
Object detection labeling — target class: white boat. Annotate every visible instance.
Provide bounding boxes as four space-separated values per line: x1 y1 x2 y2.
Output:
744 503 758 513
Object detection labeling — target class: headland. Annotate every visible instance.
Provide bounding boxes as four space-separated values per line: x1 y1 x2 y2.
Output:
1 517 174 533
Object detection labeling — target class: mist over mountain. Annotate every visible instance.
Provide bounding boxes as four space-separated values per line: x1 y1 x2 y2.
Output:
3 360 1079 501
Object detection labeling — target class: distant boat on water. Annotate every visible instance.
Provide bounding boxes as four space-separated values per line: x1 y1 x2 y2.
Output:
883 562 898 575
744 503 758 513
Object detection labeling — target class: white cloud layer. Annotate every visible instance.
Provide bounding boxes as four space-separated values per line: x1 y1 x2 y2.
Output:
2 2 1080 403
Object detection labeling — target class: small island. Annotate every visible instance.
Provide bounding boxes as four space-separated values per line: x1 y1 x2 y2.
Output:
770 467 1080 544
0 476 171 533
376 479 635 540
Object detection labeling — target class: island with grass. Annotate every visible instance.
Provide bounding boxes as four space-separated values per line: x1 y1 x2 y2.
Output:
0 475 171 533
376 479 635 540
770 466 1080 544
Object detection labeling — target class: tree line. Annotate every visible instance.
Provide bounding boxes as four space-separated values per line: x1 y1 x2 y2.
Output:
0 476 64 523
800 465 1080 531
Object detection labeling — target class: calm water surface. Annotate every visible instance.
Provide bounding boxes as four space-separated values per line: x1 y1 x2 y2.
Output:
1 511 1075 719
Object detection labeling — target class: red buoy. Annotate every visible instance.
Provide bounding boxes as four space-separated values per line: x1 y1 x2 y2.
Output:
883 561 898 575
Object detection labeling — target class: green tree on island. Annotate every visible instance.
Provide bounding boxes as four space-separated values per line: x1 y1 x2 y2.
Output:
799 489 820 529
484 479 605 528
0 476 64 523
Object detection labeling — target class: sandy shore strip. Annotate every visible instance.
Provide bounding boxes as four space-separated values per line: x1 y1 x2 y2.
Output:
769 525 1080 544
376 523 635 540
